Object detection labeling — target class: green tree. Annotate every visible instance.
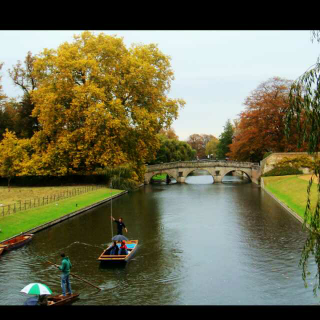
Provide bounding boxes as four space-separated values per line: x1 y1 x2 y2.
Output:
205 137 219 158
149 135 196 164
216 120 234 159
285 30 320 296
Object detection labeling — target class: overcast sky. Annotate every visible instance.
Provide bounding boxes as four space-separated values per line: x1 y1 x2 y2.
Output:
0 30 319 140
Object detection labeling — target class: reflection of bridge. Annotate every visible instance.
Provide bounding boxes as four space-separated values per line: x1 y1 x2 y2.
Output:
144 160 261 184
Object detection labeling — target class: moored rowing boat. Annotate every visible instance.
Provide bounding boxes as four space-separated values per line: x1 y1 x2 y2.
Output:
0 233 34 252
98 240 138 263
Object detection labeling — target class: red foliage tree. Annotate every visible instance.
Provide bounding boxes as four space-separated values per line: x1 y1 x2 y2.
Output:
228 77 307 162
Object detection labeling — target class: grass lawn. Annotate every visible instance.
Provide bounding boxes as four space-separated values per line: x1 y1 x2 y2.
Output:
0 187 122 242
263 175 319 220
151 174 167 181
0 185 100 206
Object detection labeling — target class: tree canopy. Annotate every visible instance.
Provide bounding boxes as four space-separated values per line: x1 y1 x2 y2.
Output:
149 135 196 164
228 77 306 162
0 31 185 181
187 134 216 159
216 119 234 160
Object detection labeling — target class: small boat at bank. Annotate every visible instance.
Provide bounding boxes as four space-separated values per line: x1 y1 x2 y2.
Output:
0 247 4 256
98 240 139 263
0 234 34 253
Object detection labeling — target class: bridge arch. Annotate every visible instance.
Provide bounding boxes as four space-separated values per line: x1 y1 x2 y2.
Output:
149 172 177 184
221 169 252 183
144 168 178 185
185 168 215 184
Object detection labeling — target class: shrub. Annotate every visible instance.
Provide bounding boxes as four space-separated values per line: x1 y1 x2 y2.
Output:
277 155 314 169
262 166 303 177
104 165 140 192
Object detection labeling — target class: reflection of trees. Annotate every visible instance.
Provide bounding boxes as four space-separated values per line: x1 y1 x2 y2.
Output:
231 184 310 281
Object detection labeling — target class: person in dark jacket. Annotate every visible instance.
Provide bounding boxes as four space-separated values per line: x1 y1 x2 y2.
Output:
111 216 128 235
58 253 72 297
106 241 119 255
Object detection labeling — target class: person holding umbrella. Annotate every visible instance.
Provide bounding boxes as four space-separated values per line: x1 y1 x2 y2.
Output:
21 283 53 306
58 253 72 297
111 216 128 235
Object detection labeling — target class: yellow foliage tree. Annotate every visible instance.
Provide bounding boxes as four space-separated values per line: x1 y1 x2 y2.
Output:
30 31 185 180
0 130 30 189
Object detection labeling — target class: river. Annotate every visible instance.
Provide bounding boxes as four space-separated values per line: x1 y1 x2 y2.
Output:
0 173 318 305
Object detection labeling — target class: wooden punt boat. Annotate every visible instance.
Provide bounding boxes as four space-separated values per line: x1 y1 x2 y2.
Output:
98 240 139 263
24 293 80 306
47 293 80 306
0 247 4 256
0 233 33 252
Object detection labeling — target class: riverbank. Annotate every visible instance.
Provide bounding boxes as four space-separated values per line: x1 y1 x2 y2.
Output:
0 187 124 242
262 175 318 223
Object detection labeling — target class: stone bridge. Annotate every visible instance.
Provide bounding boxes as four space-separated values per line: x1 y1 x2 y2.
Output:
144 160 261 184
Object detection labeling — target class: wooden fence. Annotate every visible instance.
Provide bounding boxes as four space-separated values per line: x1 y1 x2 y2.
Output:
0 185 105 217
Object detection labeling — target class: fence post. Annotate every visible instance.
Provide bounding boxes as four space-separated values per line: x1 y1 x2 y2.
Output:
24 201 26 210
14 203 16 213
8 204 11 215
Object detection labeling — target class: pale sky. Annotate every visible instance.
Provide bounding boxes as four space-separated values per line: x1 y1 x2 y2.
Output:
0 30 319 140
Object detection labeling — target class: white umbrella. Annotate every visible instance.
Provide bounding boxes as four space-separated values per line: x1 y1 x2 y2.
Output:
21 283 52 295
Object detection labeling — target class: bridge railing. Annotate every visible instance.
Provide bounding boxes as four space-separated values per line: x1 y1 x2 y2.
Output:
146 160 260 172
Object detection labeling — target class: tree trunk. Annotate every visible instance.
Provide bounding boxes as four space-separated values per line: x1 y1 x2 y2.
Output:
8 176 11 192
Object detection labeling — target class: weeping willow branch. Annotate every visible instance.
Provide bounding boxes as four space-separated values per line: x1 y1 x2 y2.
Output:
285 30 320 297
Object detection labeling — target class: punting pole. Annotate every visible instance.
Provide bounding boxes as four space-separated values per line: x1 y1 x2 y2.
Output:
111 185 113 239
45 259 101 291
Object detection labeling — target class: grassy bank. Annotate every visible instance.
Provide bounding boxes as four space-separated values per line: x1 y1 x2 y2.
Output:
0 185 100 206
263 175 319 220
151 174 167 181
0 187 122 241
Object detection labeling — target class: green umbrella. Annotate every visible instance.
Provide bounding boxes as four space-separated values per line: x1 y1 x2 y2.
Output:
21 283 52 295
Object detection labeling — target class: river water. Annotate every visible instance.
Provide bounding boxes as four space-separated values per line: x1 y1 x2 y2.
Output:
0 173 318 305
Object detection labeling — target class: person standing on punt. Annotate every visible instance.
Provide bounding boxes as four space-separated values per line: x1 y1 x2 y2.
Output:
58 253 72 297
111 216 128 235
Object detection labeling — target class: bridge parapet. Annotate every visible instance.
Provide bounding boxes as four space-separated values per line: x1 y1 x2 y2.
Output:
146 160 259 172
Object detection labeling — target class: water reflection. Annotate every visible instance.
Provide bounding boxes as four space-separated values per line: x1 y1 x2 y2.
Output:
0 175 317 305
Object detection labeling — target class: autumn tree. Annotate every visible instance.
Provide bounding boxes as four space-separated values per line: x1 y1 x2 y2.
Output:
216 120 234 160
0 130 30 189
187 134 216 159
27 31 185 179
159 127 179 140
0 62 11 139
205 136 219 158
7 52 39 139
228 77 306 162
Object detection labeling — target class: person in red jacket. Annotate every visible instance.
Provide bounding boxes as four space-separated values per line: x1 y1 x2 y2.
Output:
119 241 128 255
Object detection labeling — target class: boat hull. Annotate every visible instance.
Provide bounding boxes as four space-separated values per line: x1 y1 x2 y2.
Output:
98 240 139 263
0 234 34 252
47 293 80 306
